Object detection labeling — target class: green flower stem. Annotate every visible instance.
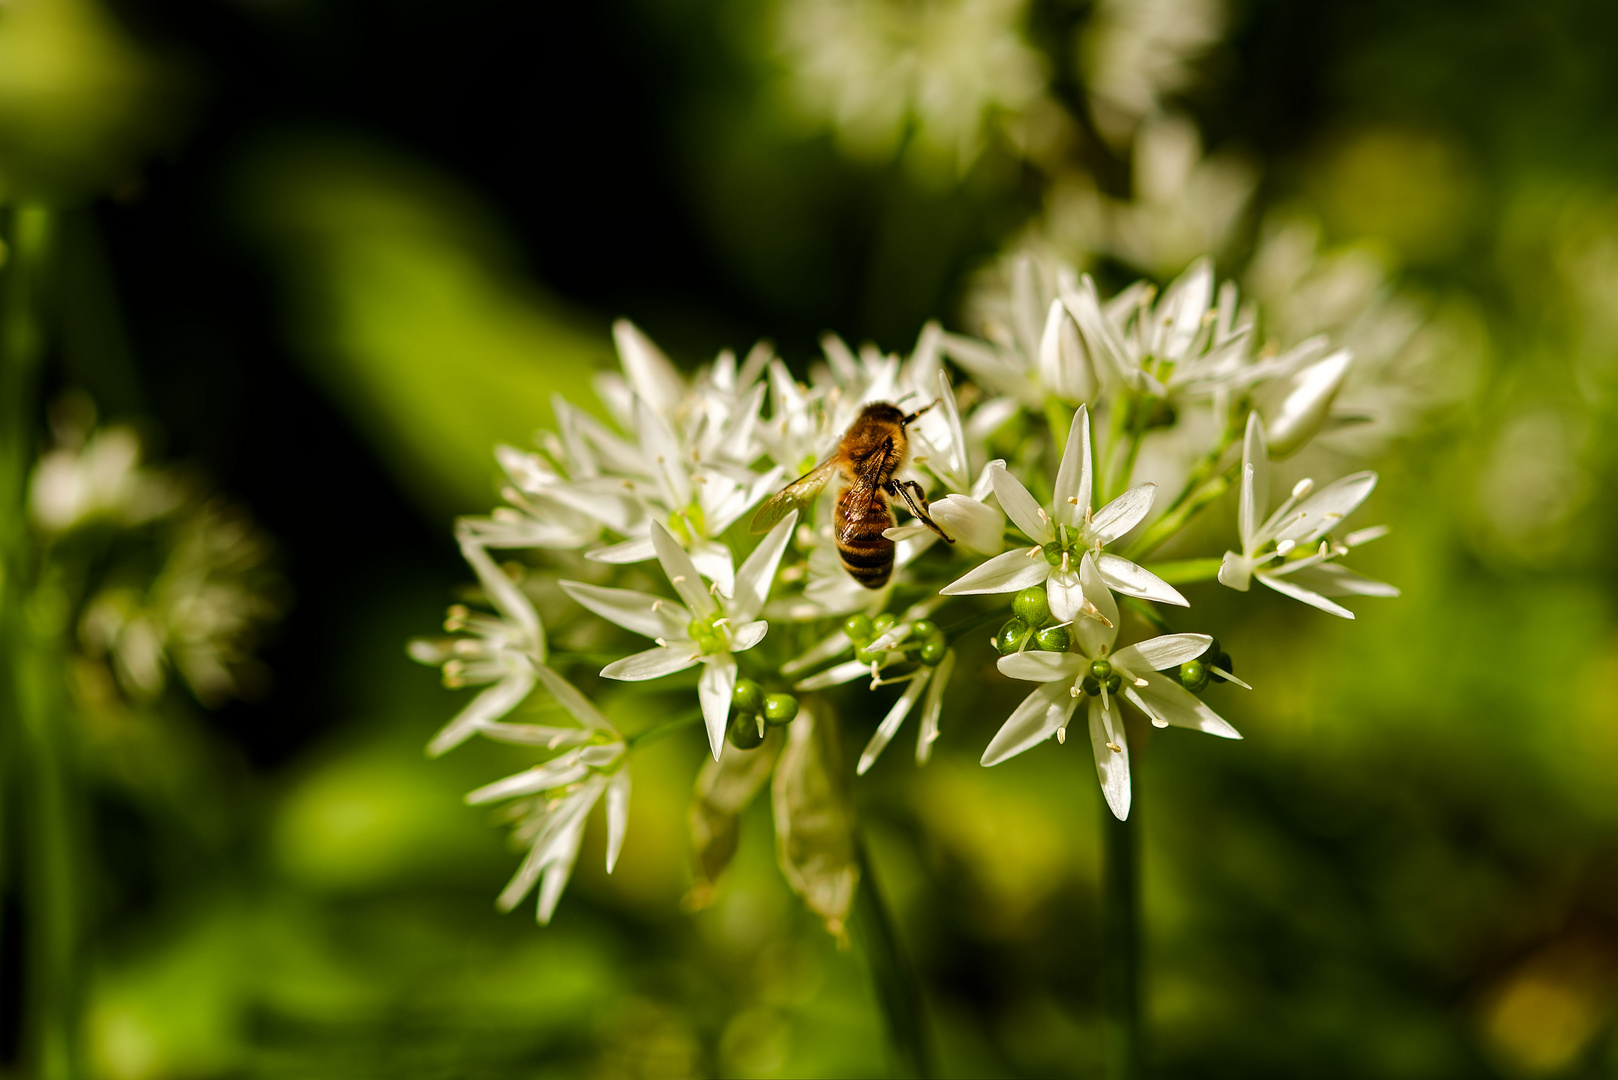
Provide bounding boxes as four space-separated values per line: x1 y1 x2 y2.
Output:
2 204 80 1080
853 835 935 1079
1101 792 1143 1080
1140 558 1224 586
1120 474 1231 563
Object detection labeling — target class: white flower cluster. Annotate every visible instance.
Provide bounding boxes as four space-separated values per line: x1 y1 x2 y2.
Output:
416 263 1397 923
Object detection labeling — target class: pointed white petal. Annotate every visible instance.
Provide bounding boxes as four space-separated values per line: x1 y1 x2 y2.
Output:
1113 633 1213 672
794 658 870 691
1053 406 1093 527
783 629 853 676
604 769 631 873
688 540 737 600
929 494 1005 554
462 541 545 661
1273 562 1399 598
699 656 737 760
1274 472 1378 545
858 669 931 775
426 667 536 757
601 645 700 681
940 549 1050 595
1259 348 1352 458
586 536 658 564
466 759 589 804
990 464 1053 543
1075 553 1120 658
1097 553 1189 606
1090 483 1156 544
729 620 769 652
559 580 684 639
1039 299 1096 404
1134 671 1242 738
651 521 718 618
613 319 685 414
1088 698 1132 820
981 681 1079 766
997 651 1085 682
1256 571 1356 618
1217 550 1255 591
1046 564 1085 624
916 649 954 766
473 722 595 749
732 510 797 621
1240 412 1269 544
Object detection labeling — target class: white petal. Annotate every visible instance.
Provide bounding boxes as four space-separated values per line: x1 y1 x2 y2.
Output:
635 397 693 508
1046 564 1085 624
426 667 536 757
651 521 718 618
601 645 700 681
990 465 1052 543
474 723 595 749
1113 633 1212 671
586 536 658 564
534 664 618 732
559 580 684 639
462 541 544 661
981 681 1079 766
929 494 1004 555
466 759 589 804
1039 299 1095 404
1240 412 1269 544
794 658 870 691
1274 563 1399 598
1052 405 1093 527
604 769 631 873
857 669 931 775
729 620 769 652
1133 671 1242 738
997 651 1085 682
688 540 736 600
699 656 737 760
1259 348 1351 458
1088 698 1131 820
1217 550 1255 591
1075 553 1120 658
613 319 685 415
1256 571 1355 619
732 510 797 622
1097 553 1189 607
916 649 954 766
940 549 1050 596
1274 472 1377 546
1090 483 1156 544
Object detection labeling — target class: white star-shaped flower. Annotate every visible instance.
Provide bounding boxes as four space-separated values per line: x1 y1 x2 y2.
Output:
940 404 1186 618
1217 412 1397 619
560 513 797 760
985 553 1241 819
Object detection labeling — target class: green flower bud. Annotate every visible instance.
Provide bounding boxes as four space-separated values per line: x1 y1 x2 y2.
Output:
1035 625 1070 652
1042 541 1065 566
763 693 799 725
732 678 764 715
1179 660 1209 694
1199 637 1222 665
1090 659 1113 681
910 619 940 641
995 618 1030 656
872 612 897 636
918 635 948 666
727 711 766 750
1106 674 1121 694
1215 651 1233 676
855 643 885 665
843 613 874 644
1081 675 1101 696
1012 586 1050 626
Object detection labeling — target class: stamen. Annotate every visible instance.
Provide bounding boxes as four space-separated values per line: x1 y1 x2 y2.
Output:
1276 539 1296 556
1057 726 1068 744
654 637 667 647
1291 478 1315 500
714 617 729 626
672 575 686 584
1026 546 1042 558
651 599 663 611
1061 550 1070 573
1106 742 1122 754
1037 507 1049 522
1067 496 1079 505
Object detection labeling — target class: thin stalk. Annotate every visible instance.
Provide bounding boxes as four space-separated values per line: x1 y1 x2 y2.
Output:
1101 796 1143 1080
853 836 934 1079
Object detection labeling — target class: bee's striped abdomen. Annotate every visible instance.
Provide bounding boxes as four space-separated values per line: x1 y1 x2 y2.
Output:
835 492 896 588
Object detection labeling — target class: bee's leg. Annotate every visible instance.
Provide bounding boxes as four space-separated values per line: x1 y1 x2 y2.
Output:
885 480 954 543
900 398 941 426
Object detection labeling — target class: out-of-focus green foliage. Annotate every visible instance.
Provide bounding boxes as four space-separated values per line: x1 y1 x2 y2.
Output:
237 137 606 514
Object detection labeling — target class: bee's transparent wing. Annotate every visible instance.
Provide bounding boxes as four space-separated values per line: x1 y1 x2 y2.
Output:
750 455 840 534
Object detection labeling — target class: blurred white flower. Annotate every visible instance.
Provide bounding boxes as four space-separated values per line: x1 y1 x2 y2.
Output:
1080 0 1227 145
411 538 548 757
986 553 1239 819
775 0 1050 174
945 253 1098 409
561 515 796 760
464 669 629 925
942 405 1185 615
1217 412 1396 618
29 423 181 534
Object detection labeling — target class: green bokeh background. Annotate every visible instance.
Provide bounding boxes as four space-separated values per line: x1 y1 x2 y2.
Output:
4 0 1618 1077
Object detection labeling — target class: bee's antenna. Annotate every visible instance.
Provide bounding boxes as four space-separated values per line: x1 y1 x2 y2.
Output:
901 398 941 426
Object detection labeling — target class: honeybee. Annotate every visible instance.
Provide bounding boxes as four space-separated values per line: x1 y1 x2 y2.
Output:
751 401 953 588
